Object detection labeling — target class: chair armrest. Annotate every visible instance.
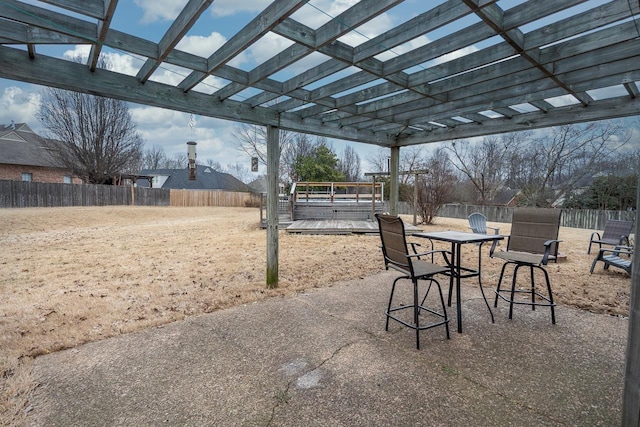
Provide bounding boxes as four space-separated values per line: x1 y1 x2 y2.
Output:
490 236 507 257
598 246 633 257
487 226 500 234
409 240 433 259
541 239 562 264
589 231 601 241
618 235 630 245
407 250 453 267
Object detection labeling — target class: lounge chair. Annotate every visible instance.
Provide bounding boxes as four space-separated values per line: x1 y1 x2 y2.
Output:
468 212 500 235
590 246 633 275
588 220 633 254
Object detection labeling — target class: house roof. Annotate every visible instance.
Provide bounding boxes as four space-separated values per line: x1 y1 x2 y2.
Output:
248 177 268 193
140 165 251 192
0 122 58 168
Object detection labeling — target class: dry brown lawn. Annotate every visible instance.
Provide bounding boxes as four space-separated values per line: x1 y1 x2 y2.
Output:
0 206 632 424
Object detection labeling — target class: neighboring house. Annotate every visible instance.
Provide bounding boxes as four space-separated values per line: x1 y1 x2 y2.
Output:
0 122 81 184
139 164 252 192
248 176 267 193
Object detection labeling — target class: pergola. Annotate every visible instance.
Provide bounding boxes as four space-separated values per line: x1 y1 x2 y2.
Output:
1 0 639 420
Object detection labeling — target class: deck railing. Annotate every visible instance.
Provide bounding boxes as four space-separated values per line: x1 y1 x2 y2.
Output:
291 181 383 203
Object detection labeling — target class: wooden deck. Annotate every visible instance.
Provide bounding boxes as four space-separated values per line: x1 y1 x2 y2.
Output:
285 219 423 235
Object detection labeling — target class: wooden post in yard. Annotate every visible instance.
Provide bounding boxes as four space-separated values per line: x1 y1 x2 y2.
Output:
266 125 279 288
622 174 640 425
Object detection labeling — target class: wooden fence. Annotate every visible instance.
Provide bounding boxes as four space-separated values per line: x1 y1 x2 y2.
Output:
392 202 635 231
0 180 169 208
169 189 259 207
0 180 259 209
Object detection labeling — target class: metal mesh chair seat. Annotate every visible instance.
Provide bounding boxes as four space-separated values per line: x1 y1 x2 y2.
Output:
492 250 547 265
376 213 450 349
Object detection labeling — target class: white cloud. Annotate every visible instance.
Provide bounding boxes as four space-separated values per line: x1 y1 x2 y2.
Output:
176 31 248 68
63 46 141 76
291 0 359 28
177 32 227 57
0 86 41 129
210 0 271 17
133 0 187 23
129 105 250 166
244 33 294 67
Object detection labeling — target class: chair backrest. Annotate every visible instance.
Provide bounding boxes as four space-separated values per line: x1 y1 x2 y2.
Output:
507 208 562 256
601 220 634 242
468 212 487 234
376 213 410 274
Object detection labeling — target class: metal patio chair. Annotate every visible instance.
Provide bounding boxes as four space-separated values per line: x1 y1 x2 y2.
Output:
376 213 450 349
587 219 634 254
491 208 562 324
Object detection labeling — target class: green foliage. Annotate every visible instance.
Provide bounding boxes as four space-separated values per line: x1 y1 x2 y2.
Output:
293 144 345 182
564 174 637 210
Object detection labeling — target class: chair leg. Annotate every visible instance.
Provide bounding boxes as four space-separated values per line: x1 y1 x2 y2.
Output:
494 262 509 307
386 276 402 331
509 264 522 320
477 266 495 324
413 278 420 350
435 280 450 340
419 280 434 313
529 265 536 311
540 267 556 324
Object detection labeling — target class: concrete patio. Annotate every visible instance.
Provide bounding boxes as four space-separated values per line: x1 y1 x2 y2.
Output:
26 271 627 426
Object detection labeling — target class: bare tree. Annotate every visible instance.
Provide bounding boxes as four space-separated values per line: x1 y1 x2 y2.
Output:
205 159 224 171
37 59 143 184
338 145 362 182
165 153 188 169
512 122 628 206
225 162 252 184
365 147 390 174
141 144 168 169
232 123 295 166
366 146 425 184
447 133 527 204
416 148 457 224
232 123 332 185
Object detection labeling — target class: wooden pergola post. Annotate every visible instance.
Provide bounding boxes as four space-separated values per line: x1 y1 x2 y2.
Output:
622 175 640 425
389 146 400 216
266 125 279 288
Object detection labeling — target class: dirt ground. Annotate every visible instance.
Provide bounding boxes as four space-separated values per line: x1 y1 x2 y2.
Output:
0 206 633 423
